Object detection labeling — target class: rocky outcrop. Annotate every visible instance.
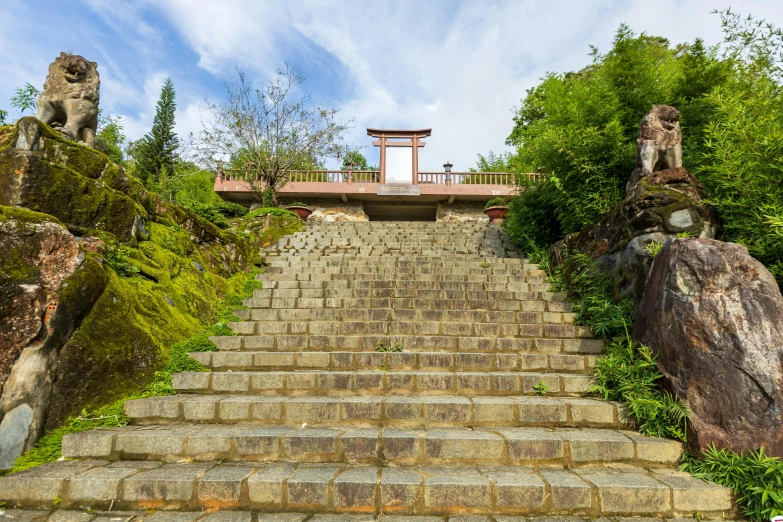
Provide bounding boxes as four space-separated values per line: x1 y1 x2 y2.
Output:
633 238 783 455
552 167 718 307
272 198 368 222
0 118 275 469
0 208 104 469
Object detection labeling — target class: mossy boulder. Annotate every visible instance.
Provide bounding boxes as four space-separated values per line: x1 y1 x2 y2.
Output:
550 167 719 308
0 118 287 469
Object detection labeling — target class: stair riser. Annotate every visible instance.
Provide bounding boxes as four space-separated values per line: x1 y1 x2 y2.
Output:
210 335 604 355
62 428 682 468
233 319 577 338
125 396 628 429
190 351 597 373
252 288 553 299
172 371 594 397
242 297 576 312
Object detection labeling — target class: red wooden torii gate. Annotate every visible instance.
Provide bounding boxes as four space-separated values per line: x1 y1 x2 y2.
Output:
367 128 432 185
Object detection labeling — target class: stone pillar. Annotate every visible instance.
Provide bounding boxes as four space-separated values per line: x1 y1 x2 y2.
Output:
412 136 419 185
379 135 387 185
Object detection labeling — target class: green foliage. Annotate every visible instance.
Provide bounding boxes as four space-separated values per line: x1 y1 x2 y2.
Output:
97 113 127 165
681 445 783 521
469 151 517 172
134 78 179 186
503 22 731 254
375 339 404 352
11 268 264 473
102 244 140 277
533 380 549 395
0 109 7 125
548 251 689 441
645 241 665 257
484 197 509 209
341 150 377 170
246 207 298 219
11 83 39 115
287 202 309 208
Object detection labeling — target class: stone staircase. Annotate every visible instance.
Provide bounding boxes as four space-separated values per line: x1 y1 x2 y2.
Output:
0 222 735 520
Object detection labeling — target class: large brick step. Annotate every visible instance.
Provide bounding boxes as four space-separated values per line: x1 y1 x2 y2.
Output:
256 276 549 286
210 335 603 355
231 319 583 338
62 425 683 468
252 287 554 300
254 280 550 293
124 394 627 428
267 256 535 265
242 296 574 312
0 460 734 517
171 370 594 397
235 307 574 323
261 268 545 278
190 350 597 374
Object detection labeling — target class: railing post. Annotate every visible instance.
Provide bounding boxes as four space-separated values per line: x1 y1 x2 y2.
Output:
216 160 225 182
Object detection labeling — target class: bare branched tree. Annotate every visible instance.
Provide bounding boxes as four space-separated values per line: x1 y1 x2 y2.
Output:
198 64 354 206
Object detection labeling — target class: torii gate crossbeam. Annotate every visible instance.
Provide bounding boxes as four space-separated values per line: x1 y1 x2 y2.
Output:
367 128 432 185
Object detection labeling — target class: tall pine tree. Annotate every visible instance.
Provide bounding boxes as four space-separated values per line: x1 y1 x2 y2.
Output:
135 78 179 186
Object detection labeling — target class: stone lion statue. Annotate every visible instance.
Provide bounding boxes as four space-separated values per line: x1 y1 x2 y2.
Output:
626 104 683 192
35 52 100 148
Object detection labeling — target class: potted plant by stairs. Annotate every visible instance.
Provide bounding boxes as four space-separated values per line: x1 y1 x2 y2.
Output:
286 202 313 221
483 197 509 223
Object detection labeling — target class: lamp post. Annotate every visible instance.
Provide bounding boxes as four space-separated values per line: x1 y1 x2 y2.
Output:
444 161 453 187
345 160 355 184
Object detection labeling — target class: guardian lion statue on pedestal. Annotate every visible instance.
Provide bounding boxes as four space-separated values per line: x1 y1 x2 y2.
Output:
627 104 682 193
35 52 100 148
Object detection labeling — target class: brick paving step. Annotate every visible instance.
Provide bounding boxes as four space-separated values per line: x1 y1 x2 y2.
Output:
233 306 575 323
0 513 747 522
251 288 554 300
255 281 550 292
190 351 597 373
172 370 594 397
241 297 575 312
229 319 579 337
257 274 549 284
0 460 734 517
209 335 603 355
124 394 628 428
62 425 683 468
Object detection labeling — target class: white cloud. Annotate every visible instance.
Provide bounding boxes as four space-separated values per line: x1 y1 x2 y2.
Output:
145 0 783 172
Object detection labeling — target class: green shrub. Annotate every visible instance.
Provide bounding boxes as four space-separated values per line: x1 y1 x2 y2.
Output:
246 207 298 219
681 446 783 521
484 197 508 209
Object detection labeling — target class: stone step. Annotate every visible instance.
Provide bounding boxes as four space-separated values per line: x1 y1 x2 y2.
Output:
62 425 683 468
251 287 554 300
209 335 603 355
260 270 546 280
258 277 548 288
241 296 575 312
0 460 734 516
171 370 594 397
124 394 627 428
267 257 534 265
231 318 577 338
0 513 746 522
233 306 576 323
190 351 597 373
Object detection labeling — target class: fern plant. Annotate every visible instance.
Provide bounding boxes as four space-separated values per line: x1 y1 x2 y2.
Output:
681 446 783 521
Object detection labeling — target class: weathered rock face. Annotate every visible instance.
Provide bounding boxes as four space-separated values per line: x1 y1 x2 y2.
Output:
0 208 98 469
0 117 267 469
35 52 100 148
633 238 783 455
552 167 718 307
437 202 489 223
271 198 368 222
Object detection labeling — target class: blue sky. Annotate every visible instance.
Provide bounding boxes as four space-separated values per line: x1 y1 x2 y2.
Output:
2 0 782 178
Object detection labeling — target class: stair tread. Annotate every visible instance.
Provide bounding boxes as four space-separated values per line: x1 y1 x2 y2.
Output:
0 459 733 516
